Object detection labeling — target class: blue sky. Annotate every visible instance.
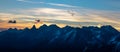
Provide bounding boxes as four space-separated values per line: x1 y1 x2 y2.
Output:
0 0 120 31
0 0 120 11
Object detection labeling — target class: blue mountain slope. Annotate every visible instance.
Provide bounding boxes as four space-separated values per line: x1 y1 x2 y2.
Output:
0 24 120 52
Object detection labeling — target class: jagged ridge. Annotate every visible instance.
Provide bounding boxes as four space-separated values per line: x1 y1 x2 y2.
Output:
0 24 120 52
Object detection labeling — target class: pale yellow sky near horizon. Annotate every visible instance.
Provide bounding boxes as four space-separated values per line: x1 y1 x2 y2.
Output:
0 21 120 32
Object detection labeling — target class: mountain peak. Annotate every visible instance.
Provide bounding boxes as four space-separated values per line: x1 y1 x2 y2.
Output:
31 25 37 30
101 25 119 33
8 28 17 30
63 25 73 29
39 24 48 29
24 27 29 30
101 25 113 28
49 24 59 27
42 24 48 27
101 25 116 30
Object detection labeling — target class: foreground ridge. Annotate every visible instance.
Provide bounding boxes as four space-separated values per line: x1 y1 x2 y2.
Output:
0 24 120 52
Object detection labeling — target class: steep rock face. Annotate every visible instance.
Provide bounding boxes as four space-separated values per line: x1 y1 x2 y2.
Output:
0 24 119 52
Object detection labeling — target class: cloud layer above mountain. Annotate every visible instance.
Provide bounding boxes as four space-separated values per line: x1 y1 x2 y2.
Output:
0 0 120 31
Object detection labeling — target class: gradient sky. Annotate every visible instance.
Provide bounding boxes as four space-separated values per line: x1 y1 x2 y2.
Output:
0 0 120 31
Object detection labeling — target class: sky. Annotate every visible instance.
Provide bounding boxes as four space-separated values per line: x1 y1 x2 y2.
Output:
0 0 120 31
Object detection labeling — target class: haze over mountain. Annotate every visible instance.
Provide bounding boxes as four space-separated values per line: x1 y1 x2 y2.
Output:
0 24 120 52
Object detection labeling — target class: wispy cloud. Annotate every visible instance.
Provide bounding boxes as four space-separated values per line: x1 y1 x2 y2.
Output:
47 3 77 7
1 8 120 24
0 7 120 30
16 0 77 8
17 0 44 4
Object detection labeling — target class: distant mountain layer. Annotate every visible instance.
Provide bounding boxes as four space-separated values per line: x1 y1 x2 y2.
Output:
0 24 120 52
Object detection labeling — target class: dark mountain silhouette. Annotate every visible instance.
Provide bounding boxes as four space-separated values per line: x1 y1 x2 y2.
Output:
0 24 120 52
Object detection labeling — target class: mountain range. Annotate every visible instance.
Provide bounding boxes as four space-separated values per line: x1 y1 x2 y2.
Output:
0 24 120 52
